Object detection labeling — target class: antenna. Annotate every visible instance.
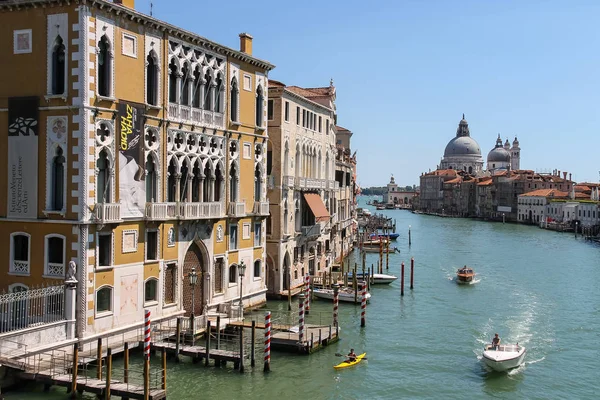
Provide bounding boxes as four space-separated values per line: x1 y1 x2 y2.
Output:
150 1 153 16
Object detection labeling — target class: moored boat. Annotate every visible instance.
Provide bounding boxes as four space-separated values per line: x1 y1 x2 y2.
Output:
369 233 400 241
456 266 475 284
334 353 367 369
313 288 371 303
350 273 398 284
482 344 526 371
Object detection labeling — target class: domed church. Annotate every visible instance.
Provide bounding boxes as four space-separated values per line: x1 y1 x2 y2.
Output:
487 134 520 171
439 114 484 174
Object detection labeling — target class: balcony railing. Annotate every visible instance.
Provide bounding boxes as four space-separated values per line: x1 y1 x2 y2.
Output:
328 180 336 190
228 201 246 218
179 202 222 220
301 224 322 238
168 103 225 129
295 177 306 188
10 260 30 275
283 175 295 189
252 201 270 216
145 202 178 220
93 203 122 223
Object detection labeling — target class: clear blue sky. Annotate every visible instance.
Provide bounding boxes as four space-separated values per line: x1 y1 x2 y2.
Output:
147 0 600 187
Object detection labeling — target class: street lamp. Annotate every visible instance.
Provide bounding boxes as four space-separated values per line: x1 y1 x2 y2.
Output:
238 261 246 319
189 267 198 343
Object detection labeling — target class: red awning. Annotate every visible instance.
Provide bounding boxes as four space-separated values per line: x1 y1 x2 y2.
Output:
303 193 330 222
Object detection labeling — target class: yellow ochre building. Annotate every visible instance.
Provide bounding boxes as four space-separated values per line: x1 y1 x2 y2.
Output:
0 0 274 338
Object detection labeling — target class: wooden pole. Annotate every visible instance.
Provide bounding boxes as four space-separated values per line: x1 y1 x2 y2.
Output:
239 327 245 373
353 263 358 304
96 338 102 380
410 257 414 290
371 264 374 284
70 343 78 398
401 261 405 296
175 317 181 362
123 342 129 384
251 320 256 367
386 238 390 270
205 320 211 366
161 348 167 391
216 315 221 349
144 357 150 400
288 268 292 311
105 348 112 400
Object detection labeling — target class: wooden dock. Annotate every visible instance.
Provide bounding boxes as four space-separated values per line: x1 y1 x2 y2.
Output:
152 341 241 367
271 324 339 354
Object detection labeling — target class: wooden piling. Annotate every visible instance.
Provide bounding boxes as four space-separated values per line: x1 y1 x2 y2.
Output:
161 348 167 391
70 343 78 398
216 315 221 349
205 320 211 367
401 261 405 296
386 237 390 270
124 342 129 384
144 357 150 400
371 264 374 285
105 348 112 400
96 338 102 380
410 257 414 290
251 320 256 367
175 317 181 362
239 327 245 373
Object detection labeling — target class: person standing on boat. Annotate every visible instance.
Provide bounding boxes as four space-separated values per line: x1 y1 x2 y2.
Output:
492 333 501 350
347 349 357 362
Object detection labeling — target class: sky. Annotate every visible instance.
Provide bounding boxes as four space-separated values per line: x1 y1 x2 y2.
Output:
146 0 600 187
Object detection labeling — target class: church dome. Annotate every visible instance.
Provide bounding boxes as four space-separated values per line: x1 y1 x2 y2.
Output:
488 135 511 162
444 136 482 157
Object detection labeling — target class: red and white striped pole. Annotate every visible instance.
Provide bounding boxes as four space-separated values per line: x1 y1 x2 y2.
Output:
304 274 310 315
360 281 367 327
333 283 339 328
264 311 271 372
298 293 305 348
144 309 151 360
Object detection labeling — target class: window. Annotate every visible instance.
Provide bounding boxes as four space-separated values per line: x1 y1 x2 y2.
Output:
145 154 158 202
242 223 251 240
167 158 177 202
96 286 112 313
267 100 274 120
145 279 158 303
254 260 261 278
164 263 176 304
98 35 112 97
254 164 262 201
122 33 137 58
181 64 191 105
204 70 213 110
318 116 322 132
96 149 111 203
256 85 264 127
45 235 65 277
267 212 272 236
50 147 65 211
284 101 289 122
243 74 251 91
215 73 224 113
326 119 329 134
230 77 239 122
296 106 300 125
214 257 224 293
10 233 30 275
51 36 66 95
302 109 306 127
254 222 261 247
168 59 178 103
146 52 158 105
229 163 238 202
229 264 237 283
146 230 158 261
229 224 238 250
98 234 112 267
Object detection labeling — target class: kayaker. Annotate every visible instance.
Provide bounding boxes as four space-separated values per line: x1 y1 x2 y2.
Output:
347 349 357 362
492 333 501 350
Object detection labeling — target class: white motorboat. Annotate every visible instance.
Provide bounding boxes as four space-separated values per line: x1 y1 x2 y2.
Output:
351 273 398 285
482 344 526 371
312 288 371 303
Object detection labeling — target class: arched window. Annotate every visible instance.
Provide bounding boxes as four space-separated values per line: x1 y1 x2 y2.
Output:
96 286 113 313
192 66 202 108
254 260 261 278
180 161 190 201
144 278 158 303
215 73 224 113
229 163 238 202
145 154 157 202
283 201 288 234
256 85 264 127
146 52 158 105
96 150 111 203
317 151 322 179
181 64 190 105
325 153 330 181
230 78 239 122
51 146 65 211
51 36 66 95
168 59 178 103
191 161 201 202
295 146 301 176
45 235 65 277
214 163 223 202
254 164 262 201
203 163 211 202
10 233 30 275
204 70 213 111
97 35 111 97
167 158 177 202
229 264 237 283
283 143 289 176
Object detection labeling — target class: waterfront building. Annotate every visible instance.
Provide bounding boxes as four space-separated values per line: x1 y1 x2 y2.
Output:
265 80 336 296
0 0 273 342
382 175 416 206
333 126 357 263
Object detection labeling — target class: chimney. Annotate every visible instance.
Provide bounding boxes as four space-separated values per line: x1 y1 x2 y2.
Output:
569 173 572 181
563 172 567 180
239 33 253 55
113 0 135 8
558 170 561 177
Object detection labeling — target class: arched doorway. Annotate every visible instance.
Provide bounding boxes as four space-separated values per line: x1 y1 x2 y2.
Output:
282 252 290 291
182 242 206 317
266 255 275 293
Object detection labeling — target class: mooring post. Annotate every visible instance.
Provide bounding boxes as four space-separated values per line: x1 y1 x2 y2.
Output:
175 317 181 362
216 315 221 350
123 342 129 384
239 327 245 373
410 257 415 290
310 332 314 351
264 311 271 372
70 342 78 397
288 269 293 311
96 338 102 380
371 264 374 284
332 283 339 329
144 356 150 400
386 237 390 270
304 274 310 315
298 293 306 352
161 348 167 391
401 261 405 296
205 320 211 367
360 281 367 328
251 320 256 367
409 225 412 246
105 348 112 400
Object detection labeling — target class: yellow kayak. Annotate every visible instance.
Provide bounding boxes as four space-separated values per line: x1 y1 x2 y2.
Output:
333 353 367 369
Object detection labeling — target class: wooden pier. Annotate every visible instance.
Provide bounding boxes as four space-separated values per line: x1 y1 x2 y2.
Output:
151 341 242 368
270 324 339 354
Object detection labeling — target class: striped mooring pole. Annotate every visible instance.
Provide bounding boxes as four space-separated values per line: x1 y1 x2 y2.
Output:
360 281 367 327
298 293 306 348
144 309 151 359
333 283 339 328
264 311 271 372
304 274 311 315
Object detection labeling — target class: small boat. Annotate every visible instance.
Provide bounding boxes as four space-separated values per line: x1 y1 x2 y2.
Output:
313 288 371 303
456 266 475 284
482 344 526 371
376 205 385 210
350 273 398 285
369 233 400 241
334 353 367 369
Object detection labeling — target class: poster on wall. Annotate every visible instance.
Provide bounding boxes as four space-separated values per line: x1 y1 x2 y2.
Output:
117 100 146 218
7 97 39 219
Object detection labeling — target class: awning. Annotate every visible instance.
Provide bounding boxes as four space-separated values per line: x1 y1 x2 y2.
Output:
303 193 330 222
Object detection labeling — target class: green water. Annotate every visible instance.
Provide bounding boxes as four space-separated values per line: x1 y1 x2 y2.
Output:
6 197 600 399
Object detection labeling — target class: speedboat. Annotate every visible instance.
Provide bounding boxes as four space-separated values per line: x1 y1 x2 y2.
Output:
350 273 398 285
482 344 526 371
369 233 400 241
456 266 475 284
313 288 371 303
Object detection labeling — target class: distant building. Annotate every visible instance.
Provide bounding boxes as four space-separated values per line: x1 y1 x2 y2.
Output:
383 175 416 205
439 115 484 174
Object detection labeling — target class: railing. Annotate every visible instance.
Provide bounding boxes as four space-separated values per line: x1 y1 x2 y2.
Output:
10 260 30 275
93 203 121 223
267 175 275 190
295 177 307 188
46 262 65 277
283 175 295 189
0 285 65 334
301 224 322 238
145 202 178 220
328 180 336 190
168 102 225 129
252 201 269 216
179 202 222 219
228 201 245 217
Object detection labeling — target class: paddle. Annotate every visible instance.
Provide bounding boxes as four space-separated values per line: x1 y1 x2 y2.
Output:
334 353 368 360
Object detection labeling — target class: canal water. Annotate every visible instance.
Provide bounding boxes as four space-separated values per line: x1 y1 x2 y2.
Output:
8 196 600 399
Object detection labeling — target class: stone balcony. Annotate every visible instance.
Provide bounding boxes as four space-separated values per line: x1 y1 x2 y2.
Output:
252 201 270 217
178 202 222 220
93 203 122 224
228 201 246 218
168 103 225 129
295 177 325 190
145 202 178 221
301 224 322 239
283 175 295 189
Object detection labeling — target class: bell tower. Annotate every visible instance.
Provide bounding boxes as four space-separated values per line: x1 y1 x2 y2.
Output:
511 137 520 170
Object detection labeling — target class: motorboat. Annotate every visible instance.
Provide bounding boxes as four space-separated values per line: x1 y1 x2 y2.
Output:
362 244 399 253
312 287 371 303
369 233 400 241
350 273 398 285
482 344 526 371
456 266 475 284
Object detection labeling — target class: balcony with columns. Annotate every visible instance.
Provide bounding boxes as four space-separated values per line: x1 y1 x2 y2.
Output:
252 201 270 217
228 201 246 218
301 224 322 239
93 203 122 224
283 175 295 189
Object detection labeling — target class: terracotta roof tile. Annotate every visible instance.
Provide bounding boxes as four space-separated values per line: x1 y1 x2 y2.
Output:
519 188 568 198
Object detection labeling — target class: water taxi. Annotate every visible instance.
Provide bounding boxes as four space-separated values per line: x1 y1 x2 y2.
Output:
456 266 475 284
482 344 526 371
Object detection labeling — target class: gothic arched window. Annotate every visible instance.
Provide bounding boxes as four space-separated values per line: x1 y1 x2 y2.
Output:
229 163 238 202
256 85 264 127
97 35 111 97
146 52 158 105
51 36 66 95
145 154 157 202
96 150 111 203
215 73 224 113
51 147 65 210
230 78 239 122
168 59 178 103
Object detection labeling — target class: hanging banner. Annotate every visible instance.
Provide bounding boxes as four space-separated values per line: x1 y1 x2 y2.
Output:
117 100 146 218
7 97 39 219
